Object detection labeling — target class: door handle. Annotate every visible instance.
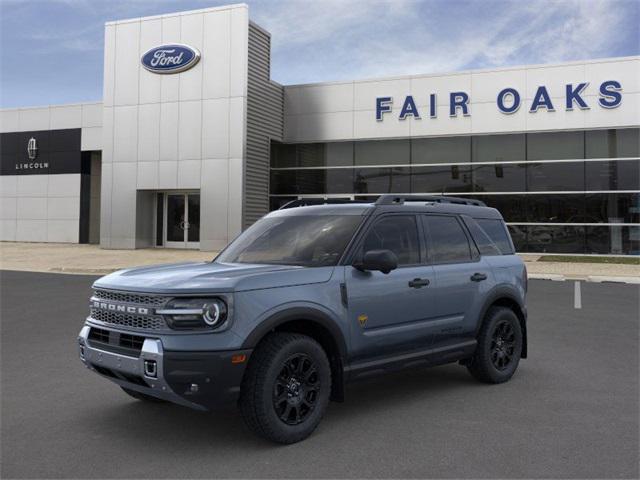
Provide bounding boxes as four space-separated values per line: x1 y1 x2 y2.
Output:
470 272 488 282
408 278 430 288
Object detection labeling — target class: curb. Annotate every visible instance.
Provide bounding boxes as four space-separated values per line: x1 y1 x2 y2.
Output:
528 274 640 284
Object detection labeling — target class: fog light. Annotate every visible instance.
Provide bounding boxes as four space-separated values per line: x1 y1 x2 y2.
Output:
144 360 157 378
79 345 85 360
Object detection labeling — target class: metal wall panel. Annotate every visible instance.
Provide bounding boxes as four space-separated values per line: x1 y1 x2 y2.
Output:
244 23 284 228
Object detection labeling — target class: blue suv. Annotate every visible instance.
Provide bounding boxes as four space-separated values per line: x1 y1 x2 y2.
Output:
78 195 528 443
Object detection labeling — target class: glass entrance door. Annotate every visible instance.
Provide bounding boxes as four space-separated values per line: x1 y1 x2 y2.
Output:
164 193 200 249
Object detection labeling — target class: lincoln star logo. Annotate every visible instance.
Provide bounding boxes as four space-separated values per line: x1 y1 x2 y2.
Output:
27 137 38 160
92 300 150 315
141 44 200 74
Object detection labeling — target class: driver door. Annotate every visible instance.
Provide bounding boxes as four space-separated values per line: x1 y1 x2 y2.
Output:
345 214 437 362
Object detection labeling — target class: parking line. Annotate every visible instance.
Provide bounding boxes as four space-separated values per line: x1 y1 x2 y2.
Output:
574 281 582 309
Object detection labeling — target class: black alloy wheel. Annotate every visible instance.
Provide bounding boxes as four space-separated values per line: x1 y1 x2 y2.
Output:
273 353 321 425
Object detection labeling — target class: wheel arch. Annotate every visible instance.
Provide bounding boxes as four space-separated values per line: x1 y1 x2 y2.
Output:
242 307 348 401
477 288 528 358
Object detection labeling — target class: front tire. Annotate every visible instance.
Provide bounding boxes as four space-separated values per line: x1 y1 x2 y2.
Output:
467 306 522 384
239 333 331 444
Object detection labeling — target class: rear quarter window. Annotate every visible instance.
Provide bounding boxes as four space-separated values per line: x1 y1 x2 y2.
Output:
475 218 515 254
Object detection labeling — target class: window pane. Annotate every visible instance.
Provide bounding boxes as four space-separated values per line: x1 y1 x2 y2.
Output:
585 193 640 223
585 128 640 158
412 136 471 164
472 195 528 222
472 163 526 192
362 216 420 265
271 142 296 168
354 167 410 194
472 134 525 162
271 170 354 195
527 131 584 160
463 217 502 255
476 218 514 254
424 215 472 263
297 144 325 167
355 139 409 166
270 170 300 195
585 160 639 190
586 226 640 255
523 225 586 253
527 162 585 191
507 225 527 251
411 165 473 193
526 194 585 222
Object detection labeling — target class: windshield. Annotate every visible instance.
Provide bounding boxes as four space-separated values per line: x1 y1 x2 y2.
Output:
216 215 363 267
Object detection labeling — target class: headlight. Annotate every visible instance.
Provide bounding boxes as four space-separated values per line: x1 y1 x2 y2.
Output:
158 298 228 330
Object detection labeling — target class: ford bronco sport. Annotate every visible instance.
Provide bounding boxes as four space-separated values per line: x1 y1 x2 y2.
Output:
78 194 528 444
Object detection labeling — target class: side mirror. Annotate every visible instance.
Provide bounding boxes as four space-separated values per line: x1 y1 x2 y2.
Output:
354 249 398 274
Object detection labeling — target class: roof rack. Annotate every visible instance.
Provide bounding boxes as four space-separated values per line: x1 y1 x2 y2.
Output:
279 198 371 209
375 194 487 207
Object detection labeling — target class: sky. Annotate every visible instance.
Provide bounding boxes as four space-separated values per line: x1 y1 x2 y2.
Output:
0 0 638 108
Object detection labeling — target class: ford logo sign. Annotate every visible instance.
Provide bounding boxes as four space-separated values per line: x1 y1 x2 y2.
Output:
141 44 201 74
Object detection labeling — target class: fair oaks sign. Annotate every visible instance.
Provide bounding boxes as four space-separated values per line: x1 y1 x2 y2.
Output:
141 44 201 74
376 80 623 121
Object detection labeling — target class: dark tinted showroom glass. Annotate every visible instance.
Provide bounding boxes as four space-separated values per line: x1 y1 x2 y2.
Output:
522 225 586 254
586 226 639 255
472 195 528 222
472 134 525 162
472 164 526 192
585 193 640 223
411 165 473 193
527 131 584 160
507 225 526 252
412 136 471 164
271 142 296 168
354 167 410 194
527 162 585 191
527 194 585 222
585 160 639 190
217 215 362 267
271 169 355 195
585 128 640 158
424 215 472 263
361 216 420 265
355 139 409 166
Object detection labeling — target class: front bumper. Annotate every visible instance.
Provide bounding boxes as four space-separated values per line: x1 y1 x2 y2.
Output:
77 325 251 410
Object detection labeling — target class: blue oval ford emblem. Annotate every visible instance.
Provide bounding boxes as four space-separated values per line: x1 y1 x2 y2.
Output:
141 44 201 74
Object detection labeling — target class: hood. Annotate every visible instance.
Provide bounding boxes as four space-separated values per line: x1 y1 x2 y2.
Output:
93 261 335 294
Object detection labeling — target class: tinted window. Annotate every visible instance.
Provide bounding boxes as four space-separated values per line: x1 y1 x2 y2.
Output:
527 131 584 160
585 160 639 190
527 161 585 191
411 165 473 193
355 139 409 166
217 215 362 267
361 216 420 265
463 218 502 256
585 192 640 224
476 218 515 254
424 215 472 263
472 134 525 162
354 167 410 194
472 163 526 192
412 136 471 164
585 128 640 158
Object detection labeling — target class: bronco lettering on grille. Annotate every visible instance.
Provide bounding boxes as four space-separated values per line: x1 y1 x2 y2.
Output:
91 300 150 315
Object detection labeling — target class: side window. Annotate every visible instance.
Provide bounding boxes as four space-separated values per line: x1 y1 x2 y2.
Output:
463 217 502 256
476 219 515 254
361 215 420 265
423 215 472 263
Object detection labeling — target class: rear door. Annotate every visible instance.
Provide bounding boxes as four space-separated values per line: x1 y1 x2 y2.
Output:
345 214 438 361
422 214 493 343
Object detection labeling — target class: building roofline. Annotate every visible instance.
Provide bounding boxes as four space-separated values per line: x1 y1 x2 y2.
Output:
104 2 248 26
281 55 640 89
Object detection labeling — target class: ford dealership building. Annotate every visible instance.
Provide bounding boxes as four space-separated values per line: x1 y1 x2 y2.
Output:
1 4 638 254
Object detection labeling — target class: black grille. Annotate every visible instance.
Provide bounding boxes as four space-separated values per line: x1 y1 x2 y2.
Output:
93 289 167 307
90 308 166 331
87 327 146 357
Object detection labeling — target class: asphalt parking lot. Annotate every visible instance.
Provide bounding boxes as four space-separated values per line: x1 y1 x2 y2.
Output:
1 270 638 479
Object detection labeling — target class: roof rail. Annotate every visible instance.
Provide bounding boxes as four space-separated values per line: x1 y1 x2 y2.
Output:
279 198 371 209
375 194 487 207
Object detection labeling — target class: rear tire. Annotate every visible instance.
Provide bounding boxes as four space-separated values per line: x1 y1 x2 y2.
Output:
239 333 331 444
121 386 165 403
467 306 522 384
